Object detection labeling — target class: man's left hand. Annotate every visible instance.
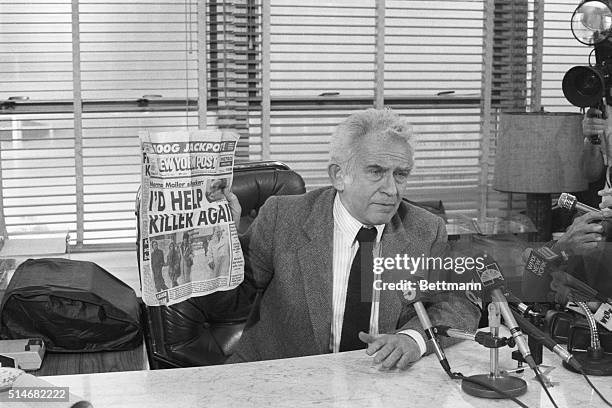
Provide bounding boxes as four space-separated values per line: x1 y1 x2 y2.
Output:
358 331 421 369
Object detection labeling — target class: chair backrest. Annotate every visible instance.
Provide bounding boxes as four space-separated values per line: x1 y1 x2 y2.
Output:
232 161 306 233
138 161 305 368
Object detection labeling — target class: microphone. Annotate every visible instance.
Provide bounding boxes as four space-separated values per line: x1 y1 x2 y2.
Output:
557 193 612 242
558 193 602 214
505 291 543 319
522 245 612 326
412 292 452 374
566 302 612 332
554 289 612 333
474 256 538 370
511 308 582 371
521 246 570 303
558 299 612 375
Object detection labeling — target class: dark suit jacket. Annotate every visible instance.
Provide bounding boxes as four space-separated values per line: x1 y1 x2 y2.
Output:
227 187 480 363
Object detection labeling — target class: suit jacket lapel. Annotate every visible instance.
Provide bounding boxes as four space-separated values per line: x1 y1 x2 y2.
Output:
378 213 415 332
297 188 335 354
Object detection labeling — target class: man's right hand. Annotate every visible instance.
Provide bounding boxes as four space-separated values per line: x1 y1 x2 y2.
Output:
555 212 606 254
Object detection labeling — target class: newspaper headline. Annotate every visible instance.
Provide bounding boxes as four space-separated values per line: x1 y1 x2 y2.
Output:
139 130 244 306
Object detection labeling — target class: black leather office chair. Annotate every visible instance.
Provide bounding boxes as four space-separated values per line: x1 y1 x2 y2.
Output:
136 161 306 368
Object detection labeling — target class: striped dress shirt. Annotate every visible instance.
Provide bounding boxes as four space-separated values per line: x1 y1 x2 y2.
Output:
330 194 426 355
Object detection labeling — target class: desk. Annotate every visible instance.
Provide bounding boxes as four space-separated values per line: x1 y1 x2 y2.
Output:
41 340 611 408
29 346 146 376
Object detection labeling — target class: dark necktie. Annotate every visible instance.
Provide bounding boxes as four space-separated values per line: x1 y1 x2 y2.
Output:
339 226 378 351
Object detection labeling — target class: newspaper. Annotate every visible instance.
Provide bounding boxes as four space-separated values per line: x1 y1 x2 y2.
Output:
139 129 244 306
0 368 87 407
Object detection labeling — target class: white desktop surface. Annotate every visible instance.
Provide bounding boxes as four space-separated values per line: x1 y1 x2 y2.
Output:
40 340 611 408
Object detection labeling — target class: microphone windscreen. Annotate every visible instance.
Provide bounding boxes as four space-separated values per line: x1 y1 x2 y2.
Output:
521 247 553 302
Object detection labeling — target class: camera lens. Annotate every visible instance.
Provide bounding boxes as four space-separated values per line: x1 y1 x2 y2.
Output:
575 71 601 96
562 65 605 107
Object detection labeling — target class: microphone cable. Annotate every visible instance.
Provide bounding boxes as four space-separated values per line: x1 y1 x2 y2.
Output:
573 302 612 407
489 294 559 408
511 302 612 407
447 370 531 408
581 370 612 407
428 336 531 408
532 365 559 408
530 346 612 408
434 324 557 408
506 305 559 408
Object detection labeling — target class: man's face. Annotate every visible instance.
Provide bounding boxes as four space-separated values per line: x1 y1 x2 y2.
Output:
334 136 413 225
152 241 158 250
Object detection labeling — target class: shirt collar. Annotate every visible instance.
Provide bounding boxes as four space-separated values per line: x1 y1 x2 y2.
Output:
333 193 385 243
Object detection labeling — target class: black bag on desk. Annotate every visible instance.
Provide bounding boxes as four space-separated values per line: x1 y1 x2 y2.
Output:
0 258 142 352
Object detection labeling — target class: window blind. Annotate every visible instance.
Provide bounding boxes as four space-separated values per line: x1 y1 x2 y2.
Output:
78 0 200 245
256 0 377 188
0 1 76 240
385 0 485 218
1 0 262 247
484 0 531 219
0 1 209 246
2 0 573 245
262 0 488 219
540 0 591 112
207 0 262 161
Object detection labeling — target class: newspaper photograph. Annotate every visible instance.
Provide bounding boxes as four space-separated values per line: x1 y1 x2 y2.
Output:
139 129 244 306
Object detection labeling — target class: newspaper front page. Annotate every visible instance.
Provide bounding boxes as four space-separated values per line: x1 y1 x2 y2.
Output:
139 130 244 306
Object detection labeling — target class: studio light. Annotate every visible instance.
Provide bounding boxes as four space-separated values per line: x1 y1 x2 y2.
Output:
571 0 612 45
563 1 612 116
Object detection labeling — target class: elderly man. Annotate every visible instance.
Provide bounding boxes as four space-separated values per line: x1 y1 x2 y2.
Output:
224 109 480 368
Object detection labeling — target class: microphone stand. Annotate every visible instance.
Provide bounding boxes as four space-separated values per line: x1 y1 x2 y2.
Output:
458 303 528 398
564 301 612 376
